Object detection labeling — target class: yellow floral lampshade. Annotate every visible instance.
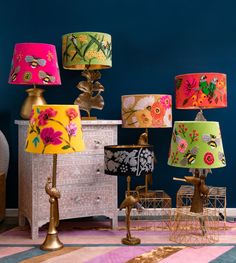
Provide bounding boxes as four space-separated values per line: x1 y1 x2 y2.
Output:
25 105 85 154
62 32 112 70
168 121 226 169
121 94 172 128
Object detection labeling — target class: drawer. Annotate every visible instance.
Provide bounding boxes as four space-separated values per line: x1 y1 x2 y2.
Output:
35 154 112 187
38 182 117 220
82 127 114 154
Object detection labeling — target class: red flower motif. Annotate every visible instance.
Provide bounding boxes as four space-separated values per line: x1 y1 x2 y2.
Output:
38 108 57 126
150 101 165 121
183 77 197 97
204 152 214 165
40 127 62 146
66 108 78 120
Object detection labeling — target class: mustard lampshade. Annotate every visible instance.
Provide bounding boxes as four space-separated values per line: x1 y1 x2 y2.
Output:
62 32 112 70
175 73 227 109
121 94 172 128
168 121 226 169
25 105 85 154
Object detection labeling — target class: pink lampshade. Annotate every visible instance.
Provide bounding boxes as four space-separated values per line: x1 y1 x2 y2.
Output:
8 43 61 85
175 73 227 109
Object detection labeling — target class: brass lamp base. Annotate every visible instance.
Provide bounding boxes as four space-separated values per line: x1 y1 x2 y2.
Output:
122 237 141 245
20 88 46 119
81 116 97 120
40 233 63 251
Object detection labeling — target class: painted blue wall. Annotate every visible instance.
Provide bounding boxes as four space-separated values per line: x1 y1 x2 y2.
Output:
0 0 235 208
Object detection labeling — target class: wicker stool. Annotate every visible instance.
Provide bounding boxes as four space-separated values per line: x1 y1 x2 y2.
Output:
0 172 6 221
170 207 219 245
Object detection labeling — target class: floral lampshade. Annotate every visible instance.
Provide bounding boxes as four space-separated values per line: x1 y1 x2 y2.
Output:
175 73 227 109
25 105 84 154
8 43 61 85
121 94 172 128
168 121 226 169
104 145 154 176
62 32 112 70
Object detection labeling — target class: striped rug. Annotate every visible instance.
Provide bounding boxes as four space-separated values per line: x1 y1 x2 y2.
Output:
0 219 236 262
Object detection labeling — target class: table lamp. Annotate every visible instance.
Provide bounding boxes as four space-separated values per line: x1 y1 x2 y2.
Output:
168 121 226 213
25 105 84 250
62 32 112 119
121 94 172 195
175 73 227 120
8 43 61 119
104 145 154 245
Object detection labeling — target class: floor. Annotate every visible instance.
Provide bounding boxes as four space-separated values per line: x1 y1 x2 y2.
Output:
0 217 18 234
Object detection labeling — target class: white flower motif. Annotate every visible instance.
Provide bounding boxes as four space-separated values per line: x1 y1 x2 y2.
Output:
134 96 155 110
123 96 135 109
132 116 139 127
163 108 172 127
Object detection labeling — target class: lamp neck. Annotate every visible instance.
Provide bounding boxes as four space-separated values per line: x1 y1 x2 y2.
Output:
52 154 57 187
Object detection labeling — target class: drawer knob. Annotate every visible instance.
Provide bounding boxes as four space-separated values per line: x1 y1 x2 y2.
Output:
96 197 101 203
94 140 102 148
96 168 101 174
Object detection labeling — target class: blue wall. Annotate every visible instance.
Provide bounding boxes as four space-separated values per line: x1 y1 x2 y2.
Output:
0 0 235 208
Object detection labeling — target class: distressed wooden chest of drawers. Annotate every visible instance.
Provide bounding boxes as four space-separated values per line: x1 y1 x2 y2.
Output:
15 120 121 239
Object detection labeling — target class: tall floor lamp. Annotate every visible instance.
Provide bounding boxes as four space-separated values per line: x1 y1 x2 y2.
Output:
25 104 84 250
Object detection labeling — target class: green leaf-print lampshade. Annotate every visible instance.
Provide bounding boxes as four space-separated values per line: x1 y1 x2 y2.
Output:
62 32 112 70
168 121 226 169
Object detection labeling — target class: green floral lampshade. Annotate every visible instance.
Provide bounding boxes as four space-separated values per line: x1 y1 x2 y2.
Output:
62 32 112 70
168 121 226 169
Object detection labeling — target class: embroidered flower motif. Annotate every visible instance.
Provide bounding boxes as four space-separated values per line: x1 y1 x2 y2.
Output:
160 96 171 109
66 108 78 120
177 139 188 153
183 77 197 97
134 109 152 127
204 152 214 165
23 72 32 82
150 101 165 121
29 109 36 124
38 108 57 126
134 96 155 110
47 51 54 61
78 34 88 43
66 122 77 136
163 108 172 126
123 96 135 109
40 127 62 146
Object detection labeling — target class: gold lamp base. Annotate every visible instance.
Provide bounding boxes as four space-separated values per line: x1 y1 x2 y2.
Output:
122 237 141 245
40 233 63 251
20 87 46 119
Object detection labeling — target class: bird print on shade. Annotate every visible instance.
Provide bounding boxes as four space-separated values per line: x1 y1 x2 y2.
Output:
168 121 226 169
121 94 172 128
25 105 85 154
175 73 227 109
8 43 61 85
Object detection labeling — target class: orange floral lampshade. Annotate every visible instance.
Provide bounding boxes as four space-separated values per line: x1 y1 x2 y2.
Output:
121 94 172 128
25 105 85 154
175 73 227 109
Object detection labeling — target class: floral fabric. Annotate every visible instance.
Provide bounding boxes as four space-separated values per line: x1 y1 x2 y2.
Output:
168 121 226 169
104 145 154 177
25 105 84 154
62 32 112 69
121 95 172 128
175 73 227 109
